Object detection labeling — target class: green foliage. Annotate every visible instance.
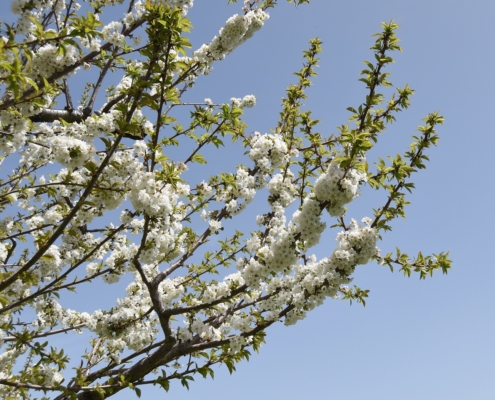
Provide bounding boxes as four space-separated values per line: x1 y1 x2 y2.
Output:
342 285 370 307
379 248 452 279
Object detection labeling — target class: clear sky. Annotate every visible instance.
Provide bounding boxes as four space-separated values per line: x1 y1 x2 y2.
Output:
5 0 495 399
123 1 493 399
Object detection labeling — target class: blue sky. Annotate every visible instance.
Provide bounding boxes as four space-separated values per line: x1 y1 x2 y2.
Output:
130 1 494 399
4 0 495 398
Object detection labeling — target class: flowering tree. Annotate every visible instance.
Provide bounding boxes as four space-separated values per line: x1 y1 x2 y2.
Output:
0 0 451 399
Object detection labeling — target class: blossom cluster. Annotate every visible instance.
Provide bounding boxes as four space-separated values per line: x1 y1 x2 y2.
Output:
89 277 158 354
230 94 257 108
31 43 79 78
237 218 378 328
314 158 367 216
51 136 96 167
249 132 290 173
0 109 27 155
102 21 125 47
193 9 269 64
10 0 55 35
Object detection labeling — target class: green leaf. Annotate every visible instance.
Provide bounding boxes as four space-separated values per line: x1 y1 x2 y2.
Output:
0 295 9 307
191 153 207 164
210 136 224 148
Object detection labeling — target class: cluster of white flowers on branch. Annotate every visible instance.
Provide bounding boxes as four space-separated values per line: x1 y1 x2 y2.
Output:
0 0 451 399
193 9 269 64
